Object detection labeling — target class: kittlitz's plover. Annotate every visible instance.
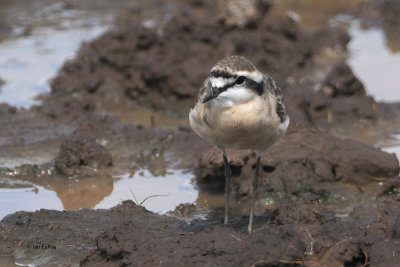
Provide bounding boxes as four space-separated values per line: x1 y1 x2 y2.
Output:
189 55 289 233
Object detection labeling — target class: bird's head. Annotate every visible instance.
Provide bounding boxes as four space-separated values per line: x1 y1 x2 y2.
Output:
202 56 264 106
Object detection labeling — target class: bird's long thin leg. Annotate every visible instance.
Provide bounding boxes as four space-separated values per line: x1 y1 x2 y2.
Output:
222 149 232 225
248 152 261 233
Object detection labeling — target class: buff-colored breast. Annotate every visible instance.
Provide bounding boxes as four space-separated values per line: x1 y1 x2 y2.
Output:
189 96 287 151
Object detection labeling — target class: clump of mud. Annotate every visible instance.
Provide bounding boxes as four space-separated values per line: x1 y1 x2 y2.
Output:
41 0 355 130
55 135 112 176
195 128 399 198
3 199 400 266
310 62 378 127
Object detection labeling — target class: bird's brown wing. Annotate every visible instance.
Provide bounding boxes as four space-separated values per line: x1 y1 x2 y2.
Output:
263 75 287 123
195 78 211 104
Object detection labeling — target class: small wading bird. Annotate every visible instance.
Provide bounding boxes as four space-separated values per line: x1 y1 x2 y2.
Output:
189 56 289 233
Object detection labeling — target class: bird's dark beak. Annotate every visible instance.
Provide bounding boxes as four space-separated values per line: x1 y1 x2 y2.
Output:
202 87 220 104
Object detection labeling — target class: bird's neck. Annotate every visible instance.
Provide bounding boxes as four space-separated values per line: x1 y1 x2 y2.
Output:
212 87 256 109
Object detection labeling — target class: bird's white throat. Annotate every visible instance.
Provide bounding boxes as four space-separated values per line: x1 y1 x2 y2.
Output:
214 87 257 108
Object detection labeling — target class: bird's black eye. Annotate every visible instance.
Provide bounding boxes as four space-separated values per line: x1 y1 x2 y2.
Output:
235 76 246 85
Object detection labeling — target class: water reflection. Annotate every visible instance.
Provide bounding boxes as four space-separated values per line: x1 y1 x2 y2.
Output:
0 169 198 219
96 170 198 214
55 175 113 210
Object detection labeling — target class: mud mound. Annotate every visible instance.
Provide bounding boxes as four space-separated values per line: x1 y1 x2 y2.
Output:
75 198 400 266
37 0 393 137
195 128 399 197
55 135 112 176
310 62 378 128
3 199 399 266
0 201 179 267
42 0 363 131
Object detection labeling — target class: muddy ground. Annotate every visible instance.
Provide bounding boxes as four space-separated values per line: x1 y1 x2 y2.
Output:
1 0 400 266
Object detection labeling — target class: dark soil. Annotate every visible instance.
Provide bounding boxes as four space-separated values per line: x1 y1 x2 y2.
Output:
0 0 399 266
55 135 113 176
195 128 398 198
2 198 400 266
43 0 354 130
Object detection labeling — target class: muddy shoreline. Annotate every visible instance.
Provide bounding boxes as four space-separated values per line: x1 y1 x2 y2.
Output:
0 0 400 266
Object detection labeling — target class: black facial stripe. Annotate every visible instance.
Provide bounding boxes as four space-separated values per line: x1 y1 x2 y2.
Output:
207 74 263 97
245 78 263 95
215 81 235 93
209 76 236 93
212 77 263 94
202 79 236 103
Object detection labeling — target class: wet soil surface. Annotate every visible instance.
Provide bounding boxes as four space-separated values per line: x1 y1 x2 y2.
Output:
356 0 400 48
1 0 400 266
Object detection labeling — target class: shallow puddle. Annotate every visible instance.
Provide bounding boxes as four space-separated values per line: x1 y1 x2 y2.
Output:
334 19 400 159
0 178 63 219
96 170 197 214
0 169 197 220
273 0 400 159
347 21 400 103
0 26 108 107
378 133 400 160
0 15 111 107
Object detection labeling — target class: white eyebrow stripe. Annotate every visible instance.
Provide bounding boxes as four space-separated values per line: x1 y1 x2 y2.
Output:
236 71 263 83
209 76 235 88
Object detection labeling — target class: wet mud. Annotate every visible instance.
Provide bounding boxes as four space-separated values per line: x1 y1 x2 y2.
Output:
356 0 400 52
0 0 400 266
55 135 113 176
196 128 398 197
